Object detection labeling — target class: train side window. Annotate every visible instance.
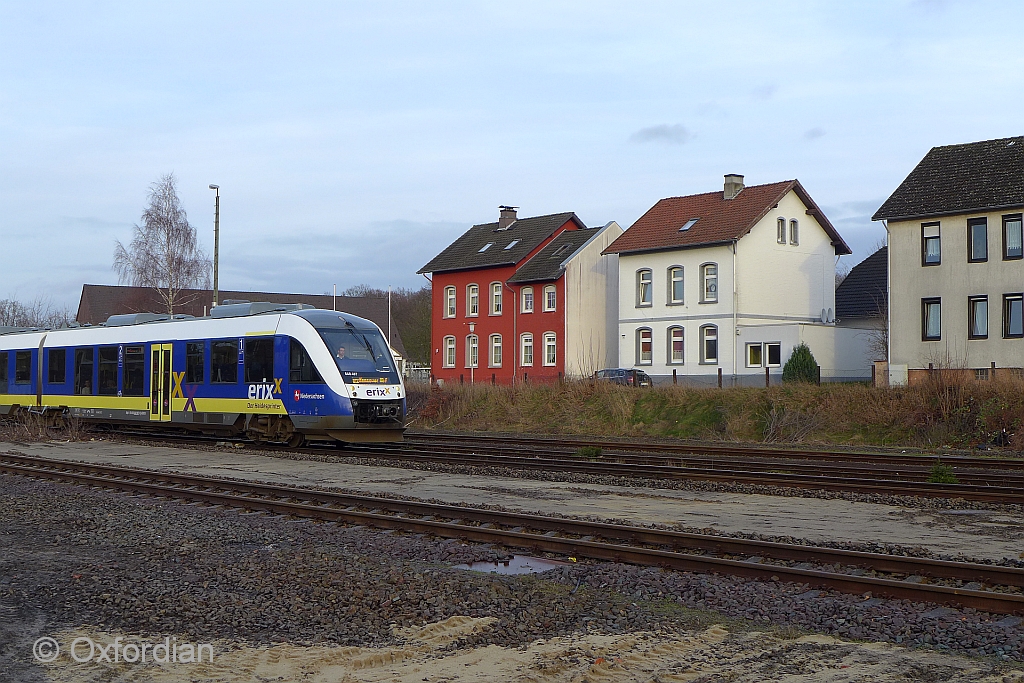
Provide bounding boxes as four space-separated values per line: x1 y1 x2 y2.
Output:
123 346 145 396
14 351 31 384
0 351 8 391
210 341 237 383
98 347 118 396
74 349 94 395
289 339 323 383
48 349 67 384
245 338 275 383
186 342 205 384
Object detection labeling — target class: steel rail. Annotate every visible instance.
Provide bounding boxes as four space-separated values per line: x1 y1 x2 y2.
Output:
2 452 1022 615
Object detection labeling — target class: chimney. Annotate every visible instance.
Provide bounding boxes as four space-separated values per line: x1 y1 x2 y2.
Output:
498 205 518 229
723 174 744 200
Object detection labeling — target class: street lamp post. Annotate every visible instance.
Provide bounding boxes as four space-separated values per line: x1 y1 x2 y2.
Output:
208 184 220 307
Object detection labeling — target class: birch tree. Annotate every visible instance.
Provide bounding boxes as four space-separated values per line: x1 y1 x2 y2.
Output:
113 174 211 315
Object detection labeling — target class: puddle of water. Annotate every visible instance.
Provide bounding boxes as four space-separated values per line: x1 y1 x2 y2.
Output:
454 555 567 575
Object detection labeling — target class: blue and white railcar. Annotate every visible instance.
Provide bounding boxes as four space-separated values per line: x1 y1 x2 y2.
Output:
0 303 406 444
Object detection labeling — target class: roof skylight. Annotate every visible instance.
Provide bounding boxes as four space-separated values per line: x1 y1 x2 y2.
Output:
503 239 520 250
478 243 493 252
679 218 699 232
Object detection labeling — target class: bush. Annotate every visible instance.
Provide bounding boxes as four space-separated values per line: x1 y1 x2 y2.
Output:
927 463 959 484
782 343 818 384
574 446 602 459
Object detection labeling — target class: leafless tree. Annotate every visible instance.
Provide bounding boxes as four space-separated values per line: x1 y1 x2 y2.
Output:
113 174 211 315
865 291 888 362
0 296 74 328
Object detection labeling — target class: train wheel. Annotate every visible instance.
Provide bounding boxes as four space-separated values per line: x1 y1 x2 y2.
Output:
287 433 305 448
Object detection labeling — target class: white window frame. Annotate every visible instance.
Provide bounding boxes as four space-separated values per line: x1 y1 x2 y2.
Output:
636 269 652 307
466 334 479 368
490 282 503 315
668 266 684 304
765 342 782 367
443 336 456 368
700 263 718 303
444 286 456 318
521 286 534 313
777 217 786 244
668 326 684 364
489 334 502 367
466 284 479 317
746 342 763 368
789 219 799 246
543 332 557 366
636 327 653 365
543 285 557 312
700 324 718 364
520 333 534 366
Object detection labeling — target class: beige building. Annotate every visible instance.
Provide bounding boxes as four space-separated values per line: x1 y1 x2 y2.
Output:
873 136 1024 384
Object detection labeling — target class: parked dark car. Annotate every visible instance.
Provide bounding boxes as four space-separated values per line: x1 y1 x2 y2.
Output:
595 368 653 387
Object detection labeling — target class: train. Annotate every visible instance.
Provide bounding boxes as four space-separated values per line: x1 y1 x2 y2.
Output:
0 302 406 445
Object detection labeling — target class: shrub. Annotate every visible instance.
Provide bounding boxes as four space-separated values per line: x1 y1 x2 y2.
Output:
927 463 959 484
575 446 602 459
782 343 818 384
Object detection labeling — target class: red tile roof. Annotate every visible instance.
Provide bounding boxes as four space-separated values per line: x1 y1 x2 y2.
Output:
604 180 851 255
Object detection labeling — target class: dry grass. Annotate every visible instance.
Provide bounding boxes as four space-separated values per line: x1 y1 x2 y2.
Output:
407 374 1024 449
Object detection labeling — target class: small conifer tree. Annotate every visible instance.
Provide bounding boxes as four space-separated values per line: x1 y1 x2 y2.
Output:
782 343 819 383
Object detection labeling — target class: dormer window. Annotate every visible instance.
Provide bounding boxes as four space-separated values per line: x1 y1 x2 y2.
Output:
679 218 698 232
478 243 493 253
503 239 520 250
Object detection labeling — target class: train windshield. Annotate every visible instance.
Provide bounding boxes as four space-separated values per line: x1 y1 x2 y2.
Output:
316 326 400 385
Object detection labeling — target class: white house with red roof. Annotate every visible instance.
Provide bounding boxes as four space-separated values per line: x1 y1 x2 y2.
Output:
603 175 873 384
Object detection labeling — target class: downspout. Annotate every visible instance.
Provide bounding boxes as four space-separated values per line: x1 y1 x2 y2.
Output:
732 240 738 384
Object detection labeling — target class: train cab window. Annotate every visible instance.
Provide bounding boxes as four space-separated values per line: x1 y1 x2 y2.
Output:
48 349 66 384
186 342 205 384
123 346 145 396
211 341 237 383
98 347 118 396
74 349 94 395
245 338 275 383
289 339 323 383
14 351 31 384
0 352 8 392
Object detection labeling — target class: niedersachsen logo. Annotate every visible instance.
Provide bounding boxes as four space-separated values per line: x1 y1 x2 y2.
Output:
293 390 326 401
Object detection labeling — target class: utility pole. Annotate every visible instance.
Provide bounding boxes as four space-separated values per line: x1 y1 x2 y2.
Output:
209 184 220 307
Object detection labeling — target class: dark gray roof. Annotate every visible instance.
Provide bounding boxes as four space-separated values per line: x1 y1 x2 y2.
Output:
418 212 584 274
507 228 600 283
835 247 887 319
873 136 1024 221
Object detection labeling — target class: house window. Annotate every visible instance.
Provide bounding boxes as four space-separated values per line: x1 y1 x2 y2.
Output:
1004 294 1024 338
636 269 652 307
922 223 941 266
700 325 718 364
466 335 479 368
969 296 988 339
521 333 534 366
668 266 684 304
543 285 557 312
777 217 786 244
48 349 66 384
543 332 557 366
478 242 493 252
766 343 782 367
746 343 763 367
968 218 988 262
922 298 941 341
1004 214 1023 260
490 282 502 314
489 334 502 367
521 286 534 313
443 336 456 368
668 327 684 364
444 286 456 318
467 284 479 316
701 264 718 303
503 239 520 250
636 328 652 365
789 219 799 246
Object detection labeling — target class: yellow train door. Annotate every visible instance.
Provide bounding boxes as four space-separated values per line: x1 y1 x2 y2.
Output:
150 343 173 422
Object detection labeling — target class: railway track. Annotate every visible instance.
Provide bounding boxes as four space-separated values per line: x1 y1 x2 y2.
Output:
2 451 1023 615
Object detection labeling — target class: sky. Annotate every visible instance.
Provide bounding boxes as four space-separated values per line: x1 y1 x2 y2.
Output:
2 1 1023 311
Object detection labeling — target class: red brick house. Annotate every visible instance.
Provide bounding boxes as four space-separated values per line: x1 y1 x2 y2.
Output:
419 207 622 384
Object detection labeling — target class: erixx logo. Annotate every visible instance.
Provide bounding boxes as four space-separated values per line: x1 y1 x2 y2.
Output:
364 387 392 397
247 378 283 401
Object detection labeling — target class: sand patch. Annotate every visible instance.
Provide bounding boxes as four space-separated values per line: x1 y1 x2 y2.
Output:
36 620 1024 682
